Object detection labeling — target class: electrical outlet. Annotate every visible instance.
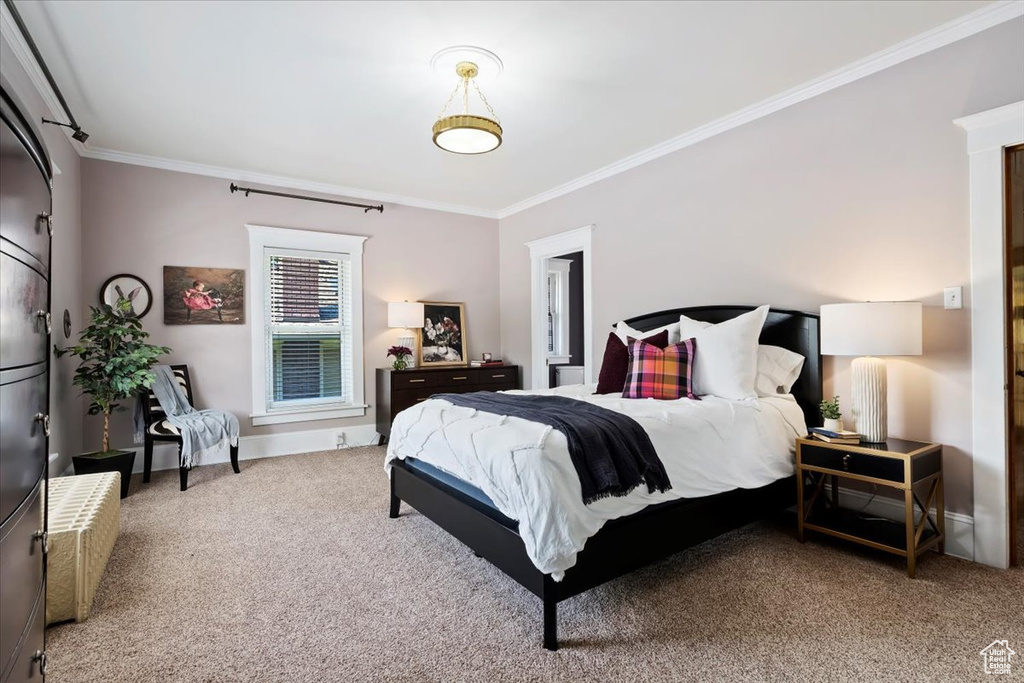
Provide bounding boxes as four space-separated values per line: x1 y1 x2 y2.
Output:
944 286 963 310
336 432 346 449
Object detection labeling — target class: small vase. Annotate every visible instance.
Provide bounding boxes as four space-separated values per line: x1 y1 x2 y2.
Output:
392 358 408 371
823 417 844 432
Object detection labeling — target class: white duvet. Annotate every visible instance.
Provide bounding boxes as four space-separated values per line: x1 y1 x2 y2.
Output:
384 384 807 580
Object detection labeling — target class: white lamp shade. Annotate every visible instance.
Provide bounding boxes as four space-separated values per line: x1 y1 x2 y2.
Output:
820 302 922 357
388 301 424 329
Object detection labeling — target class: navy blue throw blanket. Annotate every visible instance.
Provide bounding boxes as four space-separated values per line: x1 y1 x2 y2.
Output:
433 392 671 505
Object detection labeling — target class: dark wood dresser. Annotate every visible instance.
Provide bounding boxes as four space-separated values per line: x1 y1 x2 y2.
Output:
0 78 52 682
376 365 520 439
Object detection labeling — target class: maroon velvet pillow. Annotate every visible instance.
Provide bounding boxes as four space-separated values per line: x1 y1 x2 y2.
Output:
595 329 670 394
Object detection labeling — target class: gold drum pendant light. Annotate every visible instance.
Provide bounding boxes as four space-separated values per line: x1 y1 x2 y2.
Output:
433 61 502 155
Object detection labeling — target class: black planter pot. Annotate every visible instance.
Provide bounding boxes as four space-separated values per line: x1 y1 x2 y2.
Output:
72 449 136 498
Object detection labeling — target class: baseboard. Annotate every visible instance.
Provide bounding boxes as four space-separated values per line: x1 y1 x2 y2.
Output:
113 423 381 475
836 486 974 562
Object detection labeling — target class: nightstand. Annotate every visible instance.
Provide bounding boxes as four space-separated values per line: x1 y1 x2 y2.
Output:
795 437 944 578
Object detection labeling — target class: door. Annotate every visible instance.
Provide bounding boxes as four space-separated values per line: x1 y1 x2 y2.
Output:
1007 144 1024 567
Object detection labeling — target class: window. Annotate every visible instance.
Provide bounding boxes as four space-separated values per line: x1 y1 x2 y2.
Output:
248 226 366 425
546 258 572 364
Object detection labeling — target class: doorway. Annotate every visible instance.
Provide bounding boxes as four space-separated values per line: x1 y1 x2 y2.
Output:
1008 143 1024 567
526 226 594 391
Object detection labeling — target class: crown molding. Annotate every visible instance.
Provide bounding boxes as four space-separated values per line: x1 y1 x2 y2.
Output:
495 0 1024 219
80 147 500 219
5 0 1021 221
0 1 83 150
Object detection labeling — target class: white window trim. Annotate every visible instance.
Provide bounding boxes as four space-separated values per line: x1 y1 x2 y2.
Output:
547 258 572 365
247 224 367 426
954 101 1024 569
526 225 594 390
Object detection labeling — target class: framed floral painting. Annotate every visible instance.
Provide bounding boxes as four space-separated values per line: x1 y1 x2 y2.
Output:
418 302 467 367
163 266 245 324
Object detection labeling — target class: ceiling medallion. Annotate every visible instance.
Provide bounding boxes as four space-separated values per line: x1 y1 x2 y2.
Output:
432 58 503 155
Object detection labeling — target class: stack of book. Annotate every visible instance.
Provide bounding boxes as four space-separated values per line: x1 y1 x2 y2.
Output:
809 428 861 445
470 359 504 367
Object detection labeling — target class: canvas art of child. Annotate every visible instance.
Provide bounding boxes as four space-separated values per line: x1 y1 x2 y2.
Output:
164 266 245 324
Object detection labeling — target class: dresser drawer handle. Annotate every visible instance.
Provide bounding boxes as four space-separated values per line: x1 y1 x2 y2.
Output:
407 379 426 383
490 374 506 378
33 529 49 555
34 413 50 437
39 211 53 237
415 398 427 403
452 376 467 380
842 454 851 471
32 650 47 676
36 310 51 334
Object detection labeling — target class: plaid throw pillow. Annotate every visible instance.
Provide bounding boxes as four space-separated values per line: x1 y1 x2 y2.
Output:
622 337 698 400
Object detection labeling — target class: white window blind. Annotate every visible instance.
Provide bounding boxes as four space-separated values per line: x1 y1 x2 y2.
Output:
265 248 353 410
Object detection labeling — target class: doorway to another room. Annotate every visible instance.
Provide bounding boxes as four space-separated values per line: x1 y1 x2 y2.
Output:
545 252 585 388
1008 143 1024 567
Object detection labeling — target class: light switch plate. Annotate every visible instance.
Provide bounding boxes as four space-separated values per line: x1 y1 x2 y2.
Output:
944 286 963 310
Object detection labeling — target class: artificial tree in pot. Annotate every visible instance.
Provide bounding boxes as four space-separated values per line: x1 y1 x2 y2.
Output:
56 297 170 496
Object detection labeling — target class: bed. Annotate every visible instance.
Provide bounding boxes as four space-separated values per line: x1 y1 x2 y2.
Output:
386 306 821 650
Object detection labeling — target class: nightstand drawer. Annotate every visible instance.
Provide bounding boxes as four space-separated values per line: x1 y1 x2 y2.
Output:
800 444 904 484
392 373 439 390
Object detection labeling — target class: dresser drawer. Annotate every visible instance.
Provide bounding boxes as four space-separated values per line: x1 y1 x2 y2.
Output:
391 388 434 415
2 582 45 683
435 369 479 388
0 114 51 272
800 444 904 484
0 251 49 369
392 372 439 390
0 367 48 524
478 368 515 385
0 482 45 675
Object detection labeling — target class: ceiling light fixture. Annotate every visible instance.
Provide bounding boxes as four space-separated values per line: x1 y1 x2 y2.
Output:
432 61 502 155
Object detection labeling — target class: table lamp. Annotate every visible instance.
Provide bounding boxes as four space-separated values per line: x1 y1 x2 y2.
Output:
388 301 424 366
820 302 922 443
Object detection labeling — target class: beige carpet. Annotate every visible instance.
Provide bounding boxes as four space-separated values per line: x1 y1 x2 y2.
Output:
47 446 1023 682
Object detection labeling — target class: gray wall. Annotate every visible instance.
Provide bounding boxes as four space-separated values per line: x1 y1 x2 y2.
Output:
498 19 1024 515
80 159 500 448
1 37 84 475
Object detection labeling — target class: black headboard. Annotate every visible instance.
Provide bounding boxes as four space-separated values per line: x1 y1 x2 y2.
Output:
621 306 822 429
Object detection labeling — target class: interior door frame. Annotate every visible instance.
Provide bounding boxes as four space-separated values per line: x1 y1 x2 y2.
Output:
1006 144 1024 567
956 101 1024 569
526 225 594 391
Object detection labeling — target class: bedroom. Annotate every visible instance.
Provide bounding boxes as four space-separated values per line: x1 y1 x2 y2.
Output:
0 0 1022 681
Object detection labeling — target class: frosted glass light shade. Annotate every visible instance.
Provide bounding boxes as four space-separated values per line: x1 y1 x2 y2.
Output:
388 302 424 329
820 302 922 357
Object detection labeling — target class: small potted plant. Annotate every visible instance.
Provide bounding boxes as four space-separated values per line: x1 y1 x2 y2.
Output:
56 297 170 497
387 345 413 371
819 396 843 432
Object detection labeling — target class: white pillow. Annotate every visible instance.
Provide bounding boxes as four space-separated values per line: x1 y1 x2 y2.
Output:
678 305 769 400
614 320 681 345
755 345 805 397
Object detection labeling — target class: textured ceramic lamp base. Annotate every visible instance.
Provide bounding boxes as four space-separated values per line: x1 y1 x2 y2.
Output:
398 335 416 368
851 356 887 443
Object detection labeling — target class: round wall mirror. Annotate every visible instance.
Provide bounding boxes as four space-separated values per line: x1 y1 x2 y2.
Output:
100 273 153 318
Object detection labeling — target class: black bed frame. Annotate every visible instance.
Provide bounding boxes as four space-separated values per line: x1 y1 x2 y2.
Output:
389 306 821 650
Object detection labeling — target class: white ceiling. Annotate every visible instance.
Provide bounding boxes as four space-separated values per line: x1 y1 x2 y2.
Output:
9 1 1002 214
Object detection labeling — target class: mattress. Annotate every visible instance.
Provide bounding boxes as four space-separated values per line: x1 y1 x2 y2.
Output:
386 383 807 580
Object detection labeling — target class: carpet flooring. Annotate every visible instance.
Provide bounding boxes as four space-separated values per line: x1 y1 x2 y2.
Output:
47 446 1023 682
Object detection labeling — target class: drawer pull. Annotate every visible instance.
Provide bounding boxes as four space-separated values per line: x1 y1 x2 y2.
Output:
407 379 426 383
452 376 468 380
34 413 50 437
490 374 506 378
33 529 49 555
39 211 53 237
32 650 47 676
415 398 427 402
36 310 51 334
842 454 851 471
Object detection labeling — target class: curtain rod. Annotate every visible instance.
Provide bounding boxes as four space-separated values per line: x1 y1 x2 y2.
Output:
3 0 89 142
229 183 384 214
